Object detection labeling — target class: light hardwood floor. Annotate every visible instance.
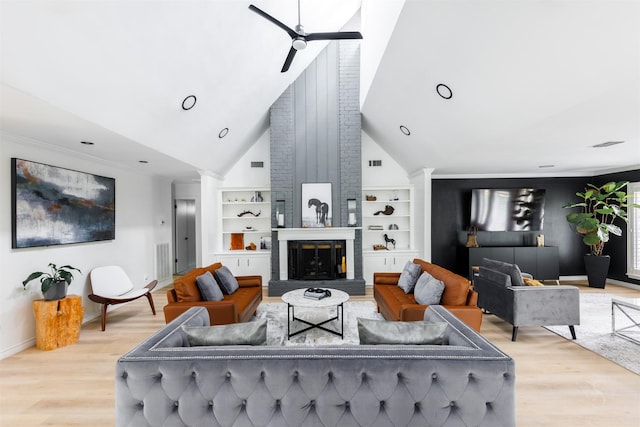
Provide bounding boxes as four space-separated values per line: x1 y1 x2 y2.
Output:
1 282 638 426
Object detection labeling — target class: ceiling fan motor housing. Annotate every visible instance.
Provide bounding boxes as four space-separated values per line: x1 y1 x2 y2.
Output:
292 37 307 50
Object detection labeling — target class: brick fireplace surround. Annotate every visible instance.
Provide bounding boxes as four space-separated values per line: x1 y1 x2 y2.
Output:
268 40 365 296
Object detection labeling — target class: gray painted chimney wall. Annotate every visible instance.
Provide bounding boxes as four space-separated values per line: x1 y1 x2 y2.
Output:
270 40 363 281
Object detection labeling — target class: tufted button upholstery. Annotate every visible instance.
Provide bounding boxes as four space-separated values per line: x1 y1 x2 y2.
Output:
115 305 516 427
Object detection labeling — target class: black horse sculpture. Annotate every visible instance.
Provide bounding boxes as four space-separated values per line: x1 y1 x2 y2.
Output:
384 234 396 249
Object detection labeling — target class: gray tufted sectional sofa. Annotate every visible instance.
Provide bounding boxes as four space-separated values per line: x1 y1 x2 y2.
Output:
116 306 515 427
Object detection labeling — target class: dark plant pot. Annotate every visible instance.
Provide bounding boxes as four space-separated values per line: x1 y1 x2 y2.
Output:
584 254 610 289
43 281 68 301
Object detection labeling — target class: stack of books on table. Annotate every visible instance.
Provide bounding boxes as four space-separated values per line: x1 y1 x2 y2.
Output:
303 288 331 300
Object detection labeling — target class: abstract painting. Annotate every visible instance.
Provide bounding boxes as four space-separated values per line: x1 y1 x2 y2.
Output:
302 183 332 227
11 158 116 248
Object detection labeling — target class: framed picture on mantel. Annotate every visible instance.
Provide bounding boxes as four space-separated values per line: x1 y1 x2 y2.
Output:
302 183 332 228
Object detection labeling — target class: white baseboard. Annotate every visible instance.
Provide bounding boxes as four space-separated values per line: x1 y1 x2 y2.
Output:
560 275 587 281
560 275 640 291
2 281 175 361
607 278 640 291
0 338 35 360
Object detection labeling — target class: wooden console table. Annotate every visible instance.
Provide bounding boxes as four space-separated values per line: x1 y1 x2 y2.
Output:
32 295 84 350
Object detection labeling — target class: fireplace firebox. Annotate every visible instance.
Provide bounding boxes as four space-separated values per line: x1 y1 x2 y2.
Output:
288 240 346 280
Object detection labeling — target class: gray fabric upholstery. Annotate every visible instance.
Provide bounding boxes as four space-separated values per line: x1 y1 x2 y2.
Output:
478 266 512 287
475 259 580 341
397 260 421 293
357 318 447 345
116 306 516 427
195 271 224 301
413 271 446 304
182 318 267 346
214 265 240 294
481 258 525 286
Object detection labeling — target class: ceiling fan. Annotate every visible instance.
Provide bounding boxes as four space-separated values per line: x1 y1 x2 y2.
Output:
249 1 363 72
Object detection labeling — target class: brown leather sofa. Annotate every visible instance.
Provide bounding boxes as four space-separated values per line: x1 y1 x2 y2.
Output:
373 258 483 331
163 262 262 325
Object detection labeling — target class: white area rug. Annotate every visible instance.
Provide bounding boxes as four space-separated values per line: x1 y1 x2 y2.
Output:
544 293 640 375
256 301 383 346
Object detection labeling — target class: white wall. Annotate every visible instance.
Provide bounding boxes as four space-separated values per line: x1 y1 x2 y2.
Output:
223 129 271 187
360 0 406 106
362 130 410 187
0 133 174 359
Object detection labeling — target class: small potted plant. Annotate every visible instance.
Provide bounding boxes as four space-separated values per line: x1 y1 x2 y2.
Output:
22 263 82 301
563 180 638 288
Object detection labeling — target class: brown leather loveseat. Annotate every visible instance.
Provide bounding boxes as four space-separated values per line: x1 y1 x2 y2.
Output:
374 258 482 331
163 262 262 325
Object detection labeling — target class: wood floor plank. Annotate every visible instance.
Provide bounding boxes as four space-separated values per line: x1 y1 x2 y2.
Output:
0 281 638 426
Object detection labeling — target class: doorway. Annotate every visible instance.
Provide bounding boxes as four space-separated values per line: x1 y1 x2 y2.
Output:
174 199 196 275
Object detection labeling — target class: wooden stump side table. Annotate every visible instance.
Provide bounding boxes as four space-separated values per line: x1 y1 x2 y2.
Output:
32 295 84 350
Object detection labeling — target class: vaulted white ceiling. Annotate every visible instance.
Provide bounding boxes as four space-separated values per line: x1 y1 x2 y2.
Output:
1 0 638 180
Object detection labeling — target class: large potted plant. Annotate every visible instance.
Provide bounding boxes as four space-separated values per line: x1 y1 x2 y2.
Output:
22 263 82 301
563 180 638 288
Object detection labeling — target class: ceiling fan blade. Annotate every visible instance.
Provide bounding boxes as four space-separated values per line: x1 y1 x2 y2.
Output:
306 31 363 41
281 46 297 73
249 5 298 39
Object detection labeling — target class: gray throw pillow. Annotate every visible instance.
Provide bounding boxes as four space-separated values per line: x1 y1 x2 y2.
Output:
196 271 224 301
182 319 267 346
413 272 445 305
358 318 448 345
397 261 422 294
214 265 239 294
481 258 525 286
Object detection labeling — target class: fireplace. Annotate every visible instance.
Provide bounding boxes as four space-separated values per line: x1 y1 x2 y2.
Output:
288 240 346 280
276 228 356 280
270 228 364 296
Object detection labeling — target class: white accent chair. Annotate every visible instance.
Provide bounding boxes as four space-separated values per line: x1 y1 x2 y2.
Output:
89 266 157 331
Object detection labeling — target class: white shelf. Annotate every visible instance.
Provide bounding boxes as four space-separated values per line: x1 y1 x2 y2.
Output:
363 199 411 204
221 201 270 206
364 229 410 233
363 214 411 219
362 186 415 284
223 217 266 220
219 188 271 252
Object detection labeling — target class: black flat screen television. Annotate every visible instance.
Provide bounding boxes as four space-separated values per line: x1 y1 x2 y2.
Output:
470 188 545 231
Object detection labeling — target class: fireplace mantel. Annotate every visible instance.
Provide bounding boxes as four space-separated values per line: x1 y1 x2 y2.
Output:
275 228 360 280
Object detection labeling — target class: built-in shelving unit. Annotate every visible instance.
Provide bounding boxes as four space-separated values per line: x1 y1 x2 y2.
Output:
216 188 271 280
361 186 418 284
362 187 413 251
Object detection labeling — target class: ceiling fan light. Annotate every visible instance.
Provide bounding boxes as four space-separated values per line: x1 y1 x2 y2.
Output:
292 37 307 50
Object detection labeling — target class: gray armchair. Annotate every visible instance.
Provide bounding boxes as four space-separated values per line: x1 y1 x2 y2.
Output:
474 258 580 341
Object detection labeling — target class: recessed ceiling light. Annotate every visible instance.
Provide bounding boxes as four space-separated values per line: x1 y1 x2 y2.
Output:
592 141 624 148
181 95 197 111
80 141 94 145
538 164 555 168
436 83 453 99
139 160 149 164
399 125 411 136
218 128 229 139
